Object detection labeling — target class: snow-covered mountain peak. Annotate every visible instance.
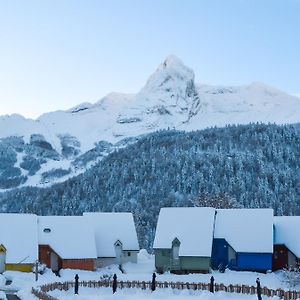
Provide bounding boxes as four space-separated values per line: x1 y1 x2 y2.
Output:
141 55 195 96
159 55 192 73
117 56 200 129
161 54 181 65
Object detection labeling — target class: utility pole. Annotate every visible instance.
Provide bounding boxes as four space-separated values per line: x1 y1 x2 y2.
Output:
35 260 39 281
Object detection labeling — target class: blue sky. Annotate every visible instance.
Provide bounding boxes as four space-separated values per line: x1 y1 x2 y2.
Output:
0 0 299 118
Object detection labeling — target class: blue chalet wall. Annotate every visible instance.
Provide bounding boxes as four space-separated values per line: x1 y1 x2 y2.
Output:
211 238 229 270
236 253 272 272
212 239 272 272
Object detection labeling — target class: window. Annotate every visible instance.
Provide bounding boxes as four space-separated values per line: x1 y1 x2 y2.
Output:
43 228 51 233
127 252 131 257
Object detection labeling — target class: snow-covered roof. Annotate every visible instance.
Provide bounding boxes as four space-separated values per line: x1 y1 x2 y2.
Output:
274 216 300 258
153 207 216 257
83 212 139 257
38 216 97 259
214 209 273 253
0 213 38 264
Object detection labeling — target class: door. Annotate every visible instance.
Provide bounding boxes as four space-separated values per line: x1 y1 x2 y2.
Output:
173 245 179 260
50 252 59 272
273 245 288 271
171 244 180 270
115 242 123 266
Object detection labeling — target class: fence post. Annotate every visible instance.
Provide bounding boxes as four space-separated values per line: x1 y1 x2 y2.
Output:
112 274 117 294
210 276 214 293
74 274 79 295
151 273 156 291
256 278 262 300
283 291 289 300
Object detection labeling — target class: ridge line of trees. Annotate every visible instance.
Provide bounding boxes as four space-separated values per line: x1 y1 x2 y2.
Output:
0 123 299 249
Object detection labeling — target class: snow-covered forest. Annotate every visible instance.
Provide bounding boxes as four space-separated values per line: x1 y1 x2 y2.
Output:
0 123 299 249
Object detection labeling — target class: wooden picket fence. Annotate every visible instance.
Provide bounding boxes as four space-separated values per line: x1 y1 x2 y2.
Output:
31 279 300 300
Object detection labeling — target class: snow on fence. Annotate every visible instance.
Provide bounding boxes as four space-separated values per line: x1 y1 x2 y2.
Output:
31 280 300 300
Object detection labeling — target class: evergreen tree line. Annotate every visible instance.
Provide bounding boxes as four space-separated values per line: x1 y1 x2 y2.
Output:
0 123 299 249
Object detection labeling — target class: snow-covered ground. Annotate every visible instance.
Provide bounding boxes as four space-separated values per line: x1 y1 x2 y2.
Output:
0 250 296 299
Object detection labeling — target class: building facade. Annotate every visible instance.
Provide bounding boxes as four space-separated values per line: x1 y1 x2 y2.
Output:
0 214 38 272
212 209 273 272
83 212 139 268
273 217 300 271
153 207 216 274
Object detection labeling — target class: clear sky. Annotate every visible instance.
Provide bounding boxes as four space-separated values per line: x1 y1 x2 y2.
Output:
0 0 299 118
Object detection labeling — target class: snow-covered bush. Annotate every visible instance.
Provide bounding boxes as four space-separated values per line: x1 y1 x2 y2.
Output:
0 291 6 300
282 265 300 289
32 262 47 274
0 274 6 288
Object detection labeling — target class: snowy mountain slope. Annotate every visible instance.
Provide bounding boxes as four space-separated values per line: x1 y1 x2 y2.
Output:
0 55 300 190
185 82 300 130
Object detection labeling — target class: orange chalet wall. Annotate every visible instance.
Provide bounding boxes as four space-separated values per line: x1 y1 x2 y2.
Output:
39 245 62 270
61 259 95 271
39 245 95 271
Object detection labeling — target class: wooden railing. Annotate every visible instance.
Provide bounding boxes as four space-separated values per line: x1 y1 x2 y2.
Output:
31 279 300 300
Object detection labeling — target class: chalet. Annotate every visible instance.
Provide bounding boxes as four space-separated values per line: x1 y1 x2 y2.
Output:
212 209 273 272
273 216 300 271
0 213 38 272
153 207 216 274
38 216 97 272
83 212 139 268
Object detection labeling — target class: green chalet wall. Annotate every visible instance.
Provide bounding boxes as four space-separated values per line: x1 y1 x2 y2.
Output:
154 249 211 274
155 249 171 272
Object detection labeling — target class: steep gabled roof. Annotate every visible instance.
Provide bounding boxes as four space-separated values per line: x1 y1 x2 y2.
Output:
0 213 38 264
274 216 300 258
0 244 6 252
83 212 139 257
38 216 97 259
153 207 216 257
214 209 273 253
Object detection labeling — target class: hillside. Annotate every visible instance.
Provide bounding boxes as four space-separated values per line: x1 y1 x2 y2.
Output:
1 123 299 249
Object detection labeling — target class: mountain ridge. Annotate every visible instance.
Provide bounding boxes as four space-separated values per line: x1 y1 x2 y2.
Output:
0 55 300 190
